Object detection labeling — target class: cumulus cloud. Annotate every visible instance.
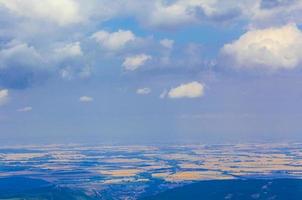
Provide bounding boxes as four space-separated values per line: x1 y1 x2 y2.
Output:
17 106 32 112
2 0 300 91
0 0 82 26
168 81 204 99
128 1 302 29
0 41 42 69
79 96 93 102
0 41 47 89
59 67 73 80
91 30 135 50
0 0 253 29
146 1 195 28
136 87 151 95
221 24 302 70
122 54 152 71
160 39 174 49
0 89 9 105
54 42 83 57
137 0 251 29
251 0 302 28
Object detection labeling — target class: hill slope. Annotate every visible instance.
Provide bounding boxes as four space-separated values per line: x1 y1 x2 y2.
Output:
142 179 302 200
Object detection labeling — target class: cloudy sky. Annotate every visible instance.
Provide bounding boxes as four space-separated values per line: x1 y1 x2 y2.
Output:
1 0 302 144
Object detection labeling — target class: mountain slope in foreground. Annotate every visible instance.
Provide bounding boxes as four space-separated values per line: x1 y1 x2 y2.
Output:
0 176 97 200
142 179 302 200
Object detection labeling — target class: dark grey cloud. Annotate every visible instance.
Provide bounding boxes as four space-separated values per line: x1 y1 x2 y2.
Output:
260 0 297 9
0 41 50 89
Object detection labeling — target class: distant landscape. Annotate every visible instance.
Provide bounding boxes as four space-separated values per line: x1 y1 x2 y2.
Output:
1 143 302 199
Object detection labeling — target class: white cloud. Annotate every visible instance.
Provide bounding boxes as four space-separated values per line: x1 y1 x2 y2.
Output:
79 96 93 102
138 0 254 28
91 30 135 50
17 106 32 112
0 41 42 69
168 81 204 99
59 67 73 80
250 1 302 28
160 39 174 49
136 87 151 95
59 65 91 81
0 89 9 105
145 1 196 28
221 24 302 70
0 0 82 26
54 42 83 57
122 54 152 71
0 0 253 29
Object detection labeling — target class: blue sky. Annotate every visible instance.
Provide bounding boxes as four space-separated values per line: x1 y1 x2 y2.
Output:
1 0 302 144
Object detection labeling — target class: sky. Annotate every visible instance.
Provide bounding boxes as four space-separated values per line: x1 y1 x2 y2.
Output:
1 0 302 144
